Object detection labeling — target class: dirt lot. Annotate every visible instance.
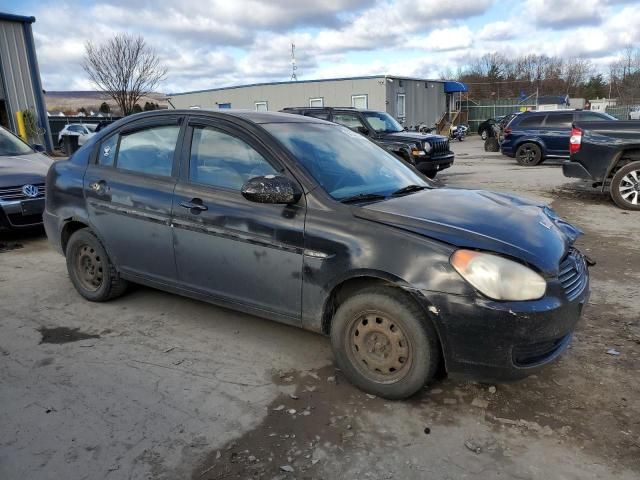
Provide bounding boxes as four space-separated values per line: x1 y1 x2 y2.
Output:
1 137 638 480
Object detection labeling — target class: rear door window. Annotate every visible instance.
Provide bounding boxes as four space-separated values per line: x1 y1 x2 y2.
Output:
332 113 365 129
544 114 573 128
305 111 330 120
577 112 609 122
98 134 118 167
115 125 180 177
517 115 545 127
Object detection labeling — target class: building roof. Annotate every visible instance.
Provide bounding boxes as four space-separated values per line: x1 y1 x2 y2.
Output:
169 75 457 97
0 12 36 23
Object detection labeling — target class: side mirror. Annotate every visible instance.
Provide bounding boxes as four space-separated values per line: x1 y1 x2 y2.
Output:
356 126 370 135
32 143 46 153
241 175 302 204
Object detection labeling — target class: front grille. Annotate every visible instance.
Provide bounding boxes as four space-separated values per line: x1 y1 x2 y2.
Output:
513 334 570 366
428 139 450 155
0 183 45 201
559 249 588 301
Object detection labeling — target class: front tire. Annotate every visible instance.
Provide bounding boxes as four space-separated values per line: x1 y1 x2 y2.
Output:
330 286 440 399
515 142 542 166
65 229 128 301
610 161 640 210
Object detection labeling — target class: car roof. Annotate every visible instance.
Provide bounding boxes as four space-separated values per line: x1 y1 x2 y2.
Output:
135 109 330 125
282 107 381 114
520 109 582 116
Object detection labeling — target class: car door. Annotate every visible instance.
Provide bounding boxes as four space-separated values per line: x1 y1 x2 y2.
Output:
83 115 184 283
541 113 573 156
171 116 305 322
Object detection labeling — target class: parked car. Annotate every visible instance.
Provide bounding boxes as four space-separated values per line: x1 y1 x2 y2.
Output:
44 110 590 399
57 124 96 149
477 116 505 140
281 107 454 178
501 110 617 166
0 126 52 230
629 107 640 120
563 120 640 210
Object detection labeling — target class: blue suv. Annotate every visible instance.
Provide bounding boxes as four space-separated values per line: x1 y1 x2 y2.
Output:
501 110 616 166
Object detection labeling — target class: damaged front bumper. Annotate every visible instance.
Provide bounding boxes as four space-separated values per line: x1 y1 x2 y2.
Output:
421 258 590 382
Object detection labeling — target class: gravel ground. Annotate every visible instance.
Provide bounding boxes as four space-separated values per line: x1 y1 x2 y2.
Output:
1 137 638 480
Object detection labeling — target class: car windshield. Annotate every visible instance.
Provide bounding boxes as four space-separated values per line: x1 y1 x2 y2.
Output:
0 127 33 156
264 123 429 201
361 111 404 133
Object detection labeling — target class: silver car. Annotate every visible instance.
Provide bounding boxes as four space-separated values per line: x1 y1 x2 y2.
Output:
0 126 53 230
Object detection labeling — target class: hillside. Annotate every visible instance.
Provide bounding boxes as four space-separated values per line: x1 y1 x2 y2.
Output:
45 91 169 115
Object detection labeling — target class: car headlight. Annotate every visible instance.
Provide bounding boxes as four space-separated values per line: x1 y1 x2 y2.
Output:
423 141 433 153
450 250 546 301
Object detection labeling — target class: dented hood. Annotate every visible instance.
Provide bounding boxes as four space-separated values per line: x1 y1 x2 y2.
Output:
356 188 581 276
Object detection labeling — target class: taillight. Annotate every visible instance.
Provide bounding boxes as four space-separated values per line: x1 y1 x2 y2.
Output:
503 127 512 135
569 127 582 155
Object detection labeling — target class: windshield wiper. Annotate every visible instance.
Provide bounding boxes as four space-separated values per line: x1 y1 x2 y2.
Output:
339 193 387 204
391 185 427 196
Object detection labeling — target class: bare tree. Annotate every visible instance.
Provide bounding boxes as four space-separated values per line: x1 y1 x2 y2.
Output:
83 34 167 116
563 58 592 94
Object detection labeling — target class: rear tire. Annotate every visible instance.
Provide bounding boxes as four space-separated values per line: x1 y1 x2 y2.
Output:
65 229 128 301
329 286 440 399
610 161 640 210
515 143 542 166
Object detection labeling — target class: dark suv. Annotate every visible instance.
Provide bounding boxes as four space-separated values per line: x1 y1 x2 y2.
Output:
281 107 454 178
501 110 616 166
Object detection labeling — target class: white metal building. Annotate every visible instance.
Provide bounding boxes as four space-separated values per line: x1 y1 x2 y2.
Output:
169 76 468 128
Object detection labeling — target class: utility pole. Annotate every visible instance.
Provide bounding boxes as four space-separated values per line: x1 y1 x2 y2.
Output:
290 43 298 81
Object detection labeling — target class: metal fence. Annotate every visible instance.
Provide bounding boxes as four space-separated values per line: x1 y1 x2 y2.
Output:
48 116 122 145
461 99 536 132
604 105 639 120
462 99 640 131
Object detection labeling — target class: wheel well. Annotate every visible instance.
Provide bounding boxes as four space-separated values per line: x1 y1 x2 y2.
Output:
610 149 640 178
516 140 543 152
61 220 88 253
322 277 392 335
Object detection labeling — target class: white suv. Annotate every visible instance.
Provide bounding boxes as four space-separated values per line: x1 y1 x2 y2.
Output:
57 124 96 149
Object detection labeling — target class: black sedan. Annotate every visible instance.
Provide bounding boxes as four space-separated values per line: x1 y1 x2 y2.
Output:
0 126 52 231
44 110 590 399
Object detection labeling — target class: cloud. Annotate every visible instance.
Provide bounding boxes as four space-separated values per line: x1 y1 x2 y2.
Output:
477 21 517 41
525 0 604 28
420 26 473 51
25 0 636 92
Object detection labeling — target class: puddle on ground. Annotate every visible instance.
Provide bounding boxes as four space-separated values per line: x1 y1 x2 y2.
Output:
192 365 393 479
38 326 100 344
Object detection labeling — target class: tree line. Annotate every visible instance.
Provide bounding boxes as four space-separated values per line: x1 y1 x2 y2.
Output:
442 48 640 104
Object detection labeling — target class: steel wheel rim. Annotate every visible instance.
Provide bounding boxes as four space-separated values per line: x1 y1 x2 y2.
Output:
481 130 488 140
618 169 640 206
518 146 536 164
75 244 104 292
346 310 413 384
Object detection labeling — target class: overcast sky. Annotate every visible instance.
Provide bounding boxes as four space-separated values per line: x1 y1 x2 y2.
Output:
5 0 639 94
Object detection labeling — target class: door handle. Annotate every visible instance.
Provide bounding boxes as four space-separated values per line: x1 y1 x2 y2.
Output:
89 180 108 195
180 199 208 211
